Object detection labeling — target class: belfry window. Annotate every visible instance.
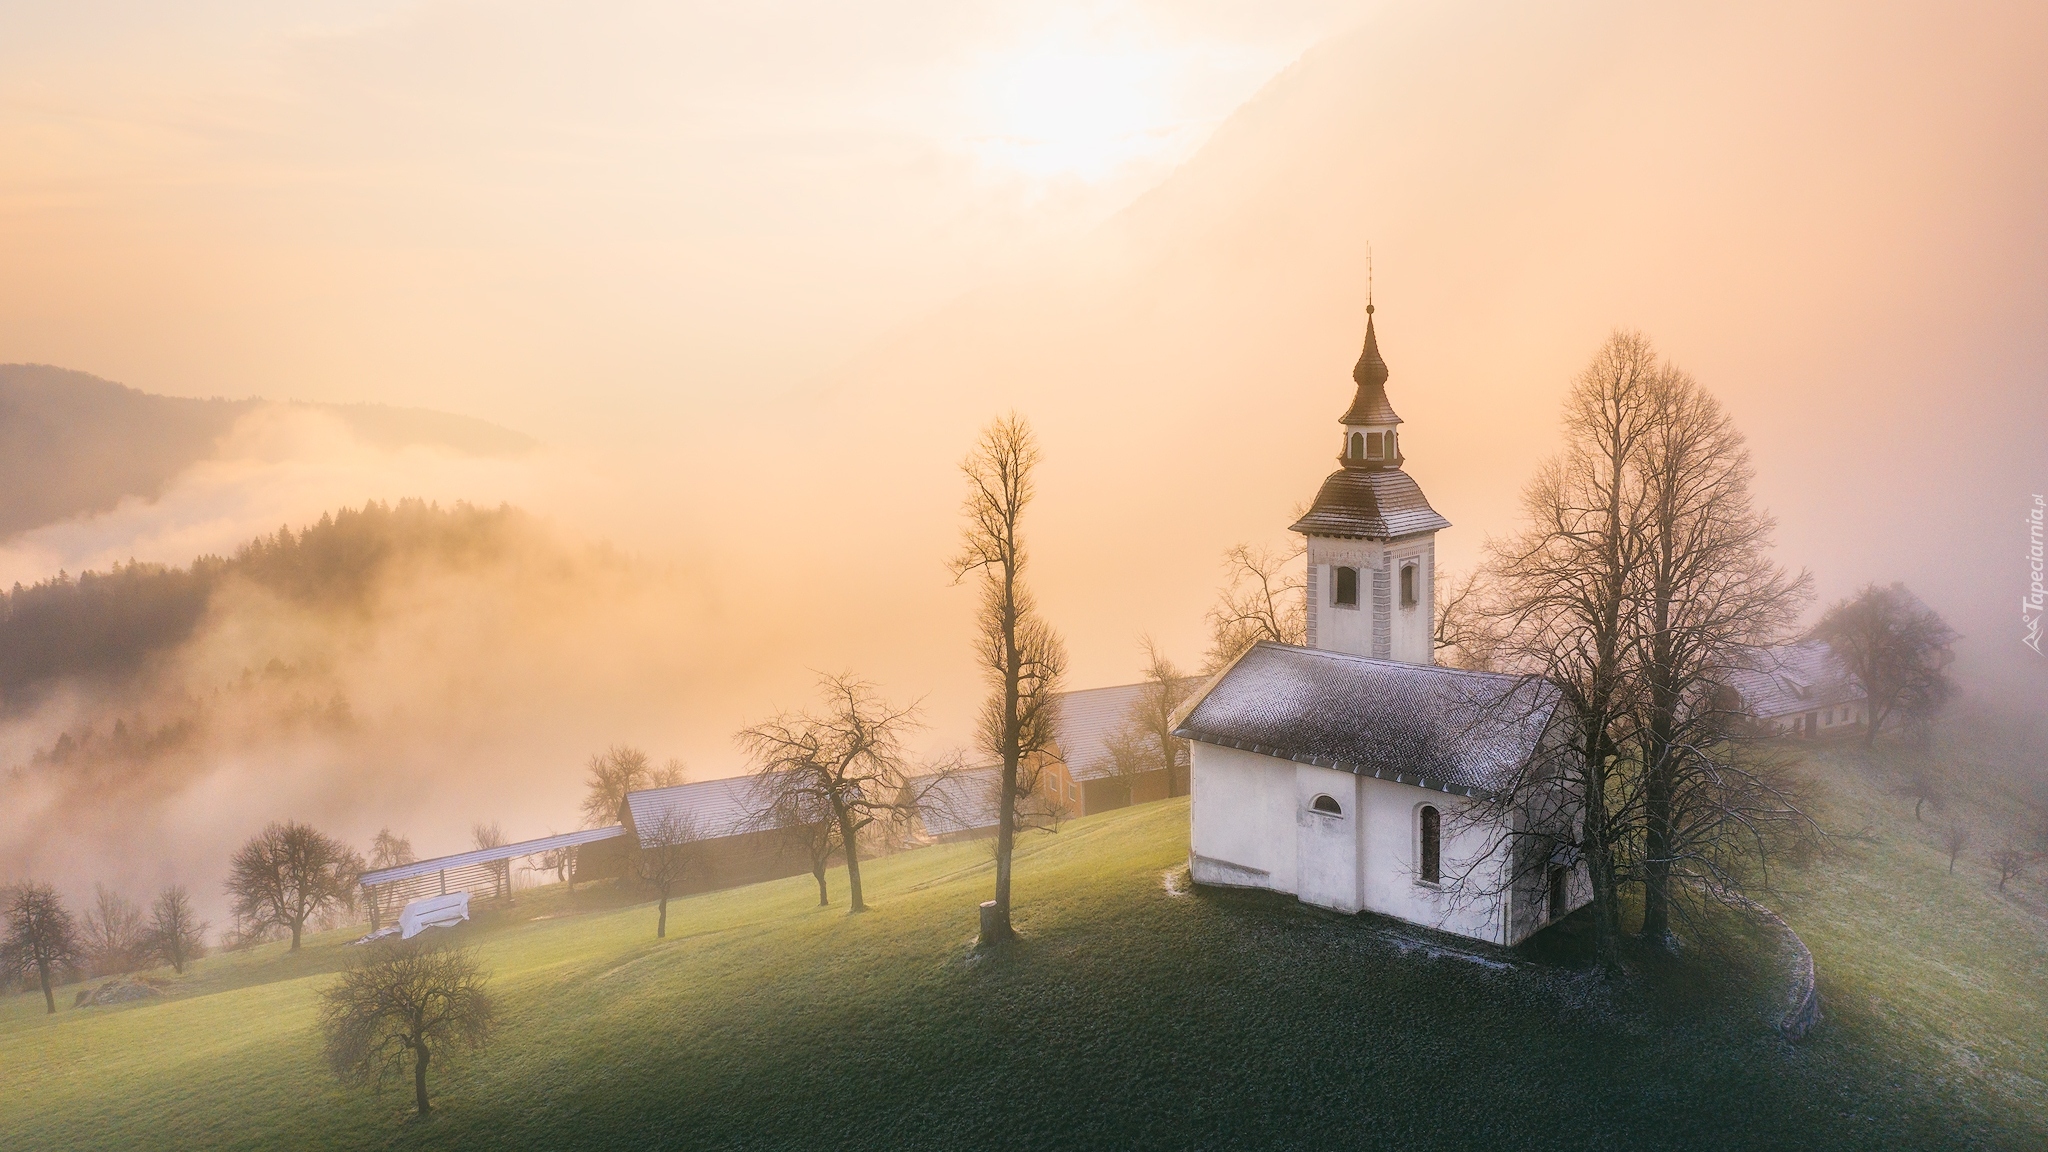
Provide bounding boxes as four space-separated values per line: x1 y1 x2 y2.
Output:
1367 431 1384 459
1349 431 1364 459
1386 430 1397 458
1400 562 1418 607
1310 794 1342 816
1334 565 1358 607
1419 805 1441 884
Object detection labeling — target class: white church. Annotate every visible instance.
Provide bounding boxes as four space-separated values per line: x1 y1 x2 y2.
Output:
1175 308 1590 946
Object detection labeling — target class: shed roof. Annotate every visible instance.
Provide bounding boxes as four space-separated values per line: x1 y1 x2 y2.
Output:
1048 679 1201 781
1174 642 1562 798
1722 640 1864 719
359 825 625 889
1289 468 1450 540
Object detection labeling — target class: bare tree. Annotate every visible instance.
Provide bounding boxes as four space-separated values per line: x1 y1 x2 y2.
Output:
1483 331 1662 970
739 674 922 915
637 811 699 939
148 885 209 974
1627 362 1811 944
1990 842 2033 892
1433 567 1497 671
952 414 1067 945
1204 542 1306 672
581 745 652 828
1898 763 1945 822
1133 637 1194 798
1941 822 1971 874
752 780 845 907
80 884 150 976
225 821 364 951
1813 583 1957 747
472 822 509 901
320 940 494 1117
370 829 416 871
3 882 82 1013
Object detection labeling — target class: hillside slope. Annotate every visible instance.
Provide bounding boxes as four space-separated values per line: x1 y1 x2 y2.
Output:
4 767 2043 1151
0 365 534 539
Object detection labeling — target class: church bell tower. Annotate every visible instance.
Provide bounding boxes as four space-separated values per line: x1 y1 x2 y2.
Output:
1289 304 1449 664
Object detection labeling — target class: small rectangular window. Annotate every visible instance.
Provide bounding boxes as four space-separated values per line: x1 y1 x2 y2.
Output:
1400 562 1417 607
1334 565 1358 607
1366 432 1383 458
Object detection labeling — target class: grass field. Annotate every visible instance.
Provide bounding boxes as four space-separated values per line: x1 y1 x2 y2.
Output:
4 750 2045 1151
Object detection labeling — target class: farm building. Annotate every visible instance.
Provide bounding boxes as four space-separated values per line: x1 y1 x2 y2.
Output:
358 825 626 930
571 773 822 895
1039 682 1196 816
899 760 1074 842
1723 640 1867 738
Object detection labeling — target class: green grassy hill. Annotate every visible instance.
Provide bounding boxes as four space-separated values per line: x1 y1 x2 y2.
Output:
4 753 2045 1151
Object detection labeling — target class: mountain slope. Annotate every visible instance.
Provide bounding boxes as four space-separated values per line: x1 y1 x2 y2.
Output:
0 365 535 539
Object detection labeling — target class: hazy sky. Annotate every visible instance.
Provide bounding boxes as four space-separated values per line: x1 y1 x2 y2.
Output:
2 0 2045 867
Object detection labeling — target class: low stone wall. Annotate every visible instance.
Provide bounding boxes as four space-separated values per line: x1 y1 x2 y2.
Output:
1732 895 1822 1040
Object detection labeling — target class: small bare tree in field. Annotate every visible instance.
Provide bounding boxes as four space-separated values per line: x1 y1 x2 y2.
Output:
1204 543 1306 672
1990 842 2033 892
1898 764 1945 822
637 812 699 939
740 674 922 915
1133 637 1194 798
320 940 494 1117
225 821 364 951
81 884 149 976
148 885 209 974
953 414 1067 945
472 822 509 901
1941 822 1971 874
3 882 81 1014
1813 583 1957 747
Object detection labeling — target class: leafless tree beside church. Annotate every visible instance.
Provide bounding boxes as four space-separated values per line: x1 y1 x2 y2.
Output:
953 413 1067 945
1475 331 1814 964
1203 542 1306 672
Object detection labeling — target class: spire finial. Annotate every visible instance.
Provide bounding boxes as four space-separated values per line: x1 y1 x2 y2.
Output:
1366 242 1374 316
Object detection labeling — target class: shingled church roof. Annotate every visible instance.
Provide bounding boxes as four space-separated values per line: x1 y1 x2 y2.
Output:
1289 468 1450 539
1339 312 1402 426
1174 643 1564 798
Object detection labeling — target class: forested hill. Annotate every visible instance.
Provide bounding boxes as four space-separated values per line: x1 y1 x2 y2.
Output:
0 364 536 538
0 500 533 712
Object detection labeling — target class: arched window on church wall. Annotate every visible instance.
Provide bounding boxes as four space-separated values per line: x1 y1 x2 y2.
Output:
1419 805 1441 884
1349 431 1364 459
1311 794 1342 816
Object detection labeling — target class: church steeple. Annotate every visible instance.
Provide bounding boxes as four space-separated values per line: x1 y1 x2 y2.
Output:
1289 296 1449 665
1335 306 1404 469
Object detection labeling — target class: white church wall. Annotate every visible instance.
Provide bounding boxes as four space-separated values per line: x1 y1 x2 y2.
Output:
1293 763 1364 913
1189 743 1299 894
1356 777 1506 943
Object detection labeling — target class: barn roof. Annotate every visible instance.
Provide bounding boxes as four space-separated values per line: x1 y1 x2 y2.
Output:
1048 679 1201 781
1173 643 1562 798
624 774 776 843
1722 640 1864 719
905 765 1002 837
1289 467 1450 540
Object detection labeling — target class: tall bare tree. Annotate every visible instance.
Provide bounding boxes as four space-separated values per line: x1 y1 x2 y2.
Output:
1204 543 1306 671
953 413 1067 945
80 884 149 976
1485 331 1663 970
1813 583 1958 747
148 885 209 974
225 821 364 951
320 940 494 1117
636 812 699 939
1628 364 1811 943
740 674 921 915
3 882 81 1013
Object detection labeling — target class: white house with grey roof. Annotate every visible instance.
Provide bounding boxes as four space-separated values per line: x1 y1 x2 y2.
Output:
1177 308 1589 946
